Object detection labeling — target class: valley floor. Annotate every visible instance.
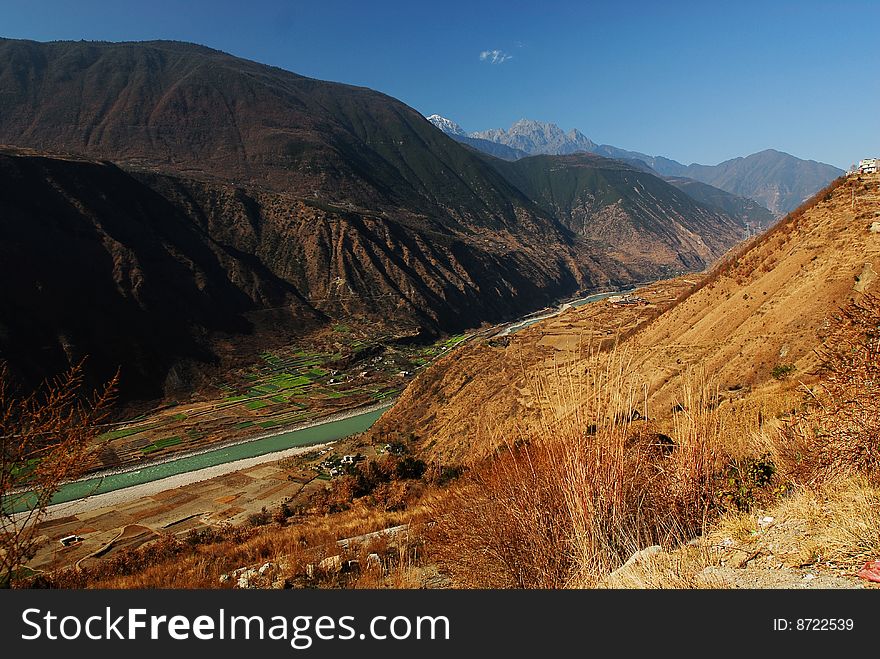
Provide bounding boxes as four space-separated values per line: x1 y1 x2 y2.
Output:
17 174 880 589
21 276 697 579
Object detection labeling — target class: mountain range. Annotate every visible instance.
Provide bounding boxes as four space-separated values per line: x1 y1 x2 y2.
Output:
479 153 745 264
0 38 751 400
428 116 844 216
425 115 528 160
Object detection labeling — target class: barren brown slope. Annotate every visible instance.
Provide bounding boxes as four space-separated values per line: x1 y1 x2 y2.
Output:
630 172 879 407
366 278 698 464
367 173 880 463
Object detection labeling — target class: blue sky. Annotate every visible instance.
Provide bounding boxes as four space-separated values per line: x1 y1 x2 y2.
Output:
2 0 877 168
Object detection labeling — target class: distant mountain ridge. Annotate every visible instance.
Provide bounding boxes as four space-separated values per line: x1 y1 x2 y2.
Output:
480 152 745 268
428 115 843 216
472 119 597 156
663 177 774 229
427 115 527 160
667 149 844 217
594 142 844 216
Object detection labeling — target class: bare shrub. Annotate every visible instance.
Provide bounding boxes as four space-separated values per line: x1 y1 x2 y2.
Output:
0 361 117 587
776 293 880 486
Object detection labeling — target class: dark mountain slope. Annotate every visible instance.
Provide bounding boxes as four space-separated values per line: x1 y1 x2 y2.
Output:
0 150 321 399
0 148 597 399
485 153 744 272
139 171 591 333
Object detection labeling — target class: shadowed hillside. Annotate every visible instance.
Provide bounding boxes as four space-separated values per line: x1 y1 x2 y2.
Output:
0 148 584 399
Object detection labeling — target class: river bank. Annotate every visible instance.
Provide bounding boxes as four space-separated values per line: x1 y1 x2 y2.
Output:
497 287 638 336
26 441 331 522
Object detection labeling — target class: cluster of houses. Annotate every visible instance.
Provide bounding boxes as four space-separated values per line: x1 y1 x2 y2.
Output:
851 158 879 175
315 452 363 477
312 442 407 479
608 293 649 306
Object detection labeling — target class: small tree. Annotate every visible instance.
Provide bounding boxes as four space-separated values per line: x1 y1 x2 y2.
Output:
0 362 117 587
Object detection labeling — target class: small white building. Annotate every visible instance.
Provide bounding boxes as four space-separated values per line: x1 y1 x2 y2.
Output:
859 158 878 174
59 535 83 547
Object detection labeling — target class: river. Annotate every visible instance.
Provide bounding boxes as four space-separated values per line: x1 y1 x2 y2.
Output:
11 406 388 513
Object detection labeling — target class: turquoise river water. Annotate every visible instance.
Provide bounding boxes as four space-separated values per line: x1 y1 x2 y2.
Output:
11 407 387 513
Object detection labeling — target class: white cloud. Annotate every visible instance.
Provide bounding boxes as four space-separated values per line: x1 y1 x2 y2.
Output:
479 49 512 64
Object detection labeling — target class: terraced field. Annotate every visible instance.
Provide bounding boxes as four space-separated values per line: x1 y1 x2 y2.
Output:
90 331 470 470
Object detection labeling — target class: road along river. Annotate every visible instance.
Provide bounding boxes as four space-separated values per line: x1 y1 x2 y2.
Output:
498 288 635 336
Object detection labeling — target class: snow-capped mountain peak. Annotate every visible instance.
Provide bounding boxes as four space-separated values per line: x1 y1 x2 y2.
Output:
426 114 467 137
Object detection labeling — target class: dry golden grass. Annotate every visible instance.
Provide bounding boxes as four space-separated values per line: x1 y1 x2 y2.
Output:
775 293 880 486
666 176 846 309
428 346 773 588
806 479 880 566
593 543 726 589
